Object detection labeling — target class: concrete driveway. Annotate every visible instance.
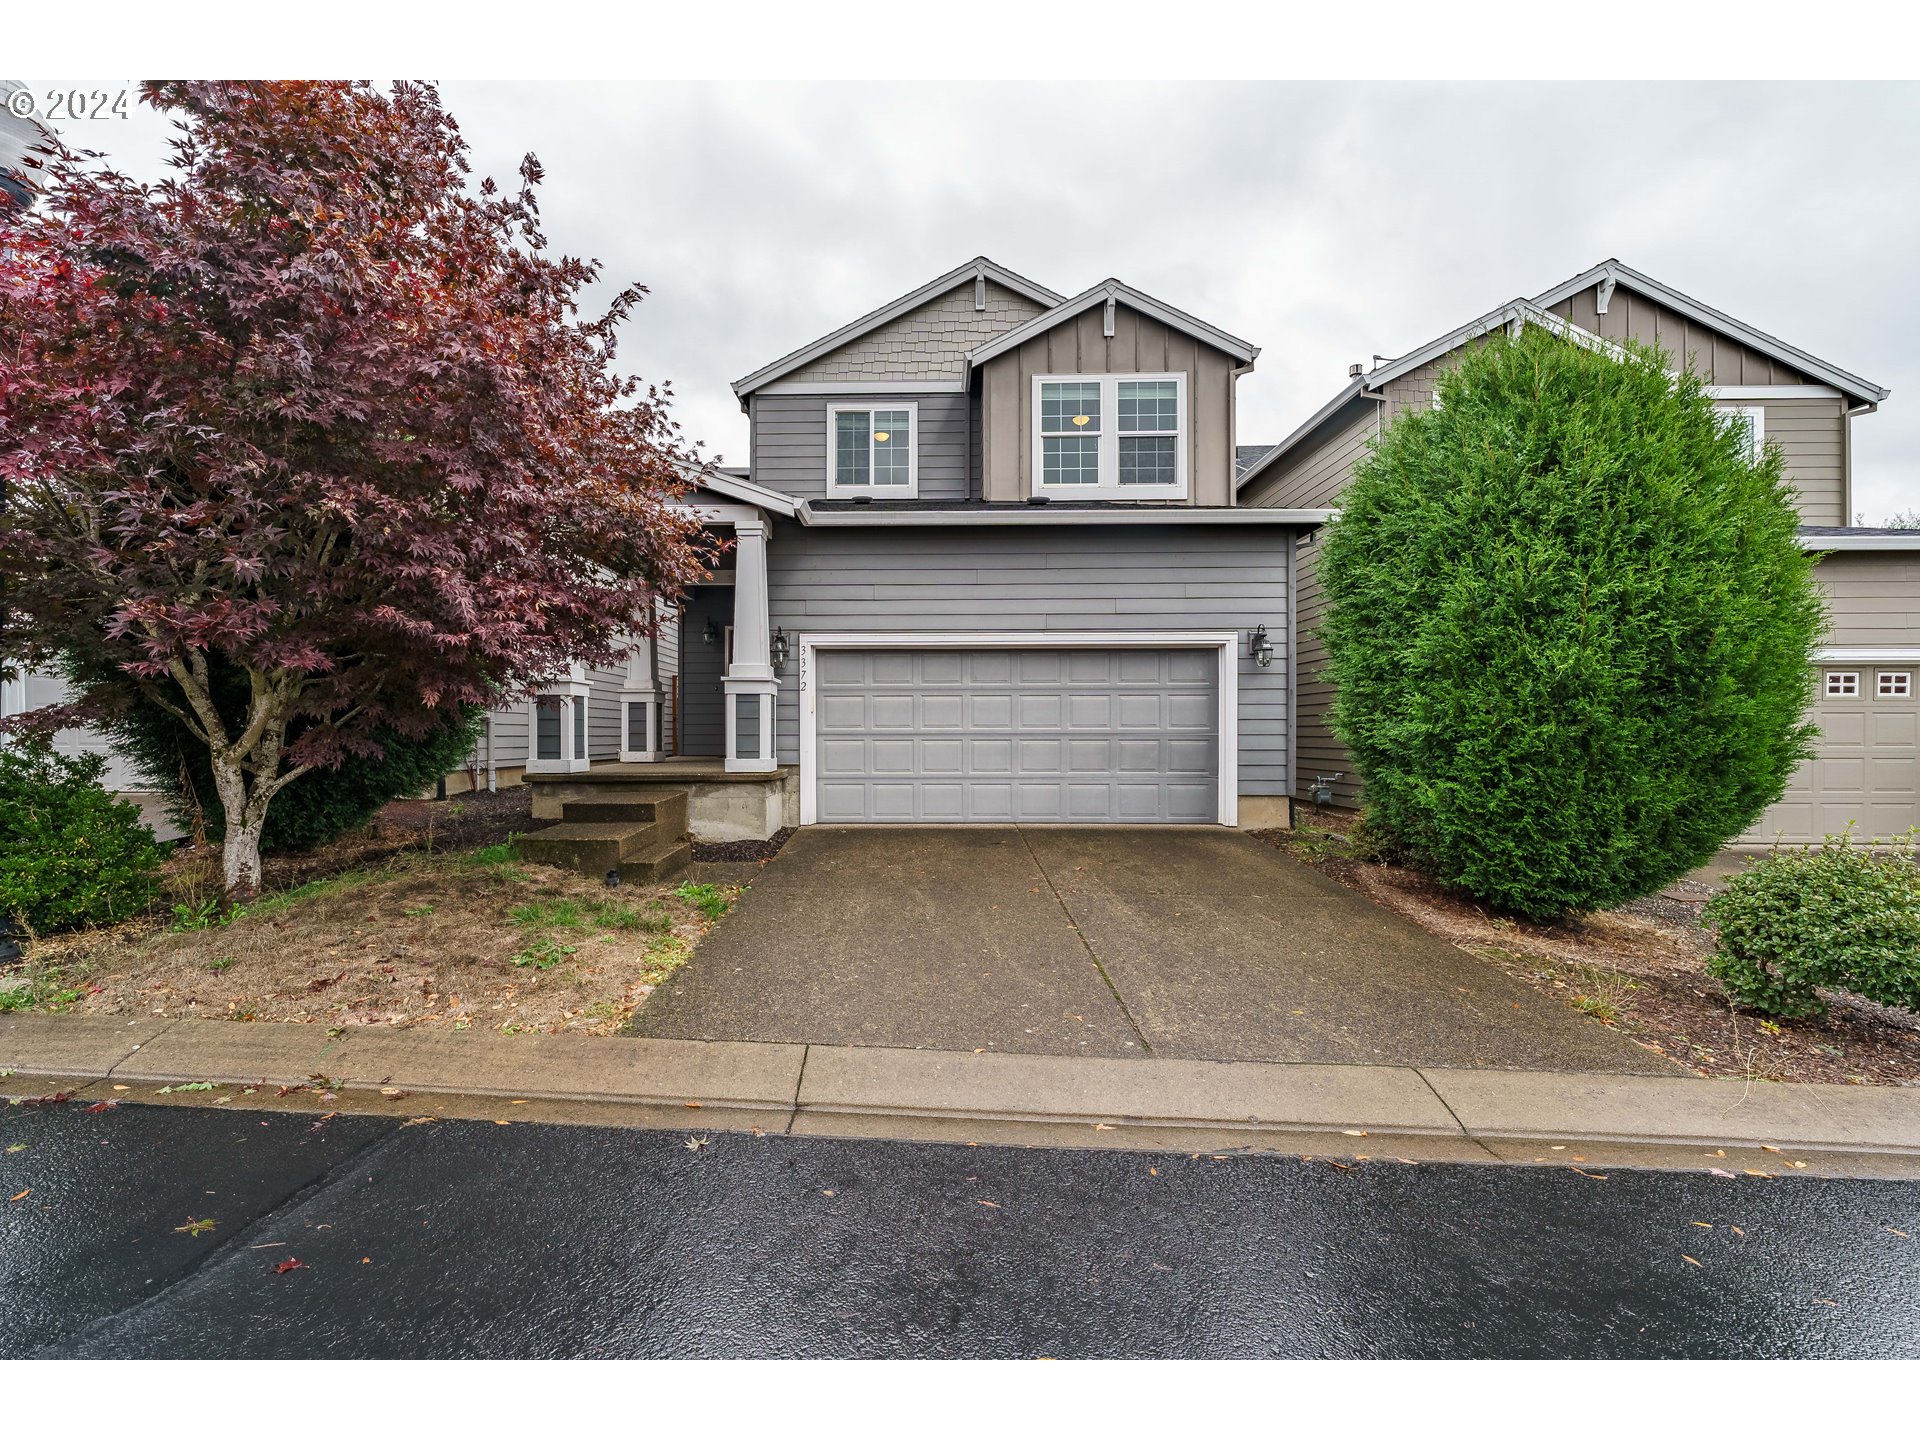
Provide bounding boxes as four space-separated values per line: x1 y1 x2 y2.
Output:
634 827 1677 1072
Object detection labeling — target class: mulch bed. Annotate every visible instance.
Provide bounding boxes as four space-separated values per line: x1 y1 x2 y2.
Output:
1258 813 1920 1088
693 826 795 864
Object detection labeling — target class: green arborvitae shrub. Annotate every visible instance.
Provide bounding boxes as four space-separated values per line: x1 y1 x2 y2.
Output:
1317 324 1824 919
1705 834 1920 1017
0 738 164 933
72 653 482 854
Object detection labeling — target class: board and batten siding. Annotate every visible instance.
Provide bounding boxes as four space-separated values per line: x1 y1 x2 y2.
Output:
1816 551 1920 649
763 522 1292 797
749 392 971 502
978 303 1239 506
1548 283 1812 387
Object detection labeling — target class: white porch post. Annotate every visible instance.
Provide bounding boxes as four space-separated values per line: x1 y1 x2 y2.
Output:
722 518 777 773
525 664 590 775
617 616 661 763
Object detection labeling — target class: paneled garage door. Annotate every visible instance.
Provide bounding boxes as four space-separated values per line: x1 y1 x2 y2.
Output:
813 648 1219 823
1741 665 1919 843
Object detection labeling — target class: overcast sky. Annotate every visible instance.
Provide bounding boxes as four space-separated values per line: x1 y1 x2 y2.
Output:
47 80 1920 519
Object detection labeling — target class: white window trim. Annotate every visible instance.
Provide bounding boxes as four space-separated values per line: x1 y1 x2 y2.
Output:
1825 671 1860 698
1877 670 1912 698
1031 373 1188 500
825 400 920 498
796 630 1235 827
1718 403 1766 463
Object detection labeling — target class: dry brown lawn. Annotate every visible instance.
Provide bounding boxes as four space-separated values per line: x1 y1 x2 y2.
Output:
21 842 737 1037
1260 813 1920 1088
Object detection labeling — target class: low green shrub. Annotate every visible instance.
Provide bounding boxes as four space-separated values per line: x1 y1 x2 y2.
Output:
1704 834 1920 1018
0 739 164 934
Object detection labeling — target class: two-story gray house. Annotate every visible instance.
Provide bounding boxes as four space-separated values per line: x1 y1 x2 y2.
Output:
498 258 1326 842
1238 259 1915 846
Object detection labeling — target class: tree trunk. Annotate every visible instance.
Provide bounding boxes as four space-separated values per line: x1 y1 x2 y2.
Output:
208 751 266 899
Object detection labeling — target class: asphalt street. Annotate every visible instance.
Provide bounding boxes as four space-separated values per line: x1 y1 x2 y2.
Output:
3 1101 1917 1358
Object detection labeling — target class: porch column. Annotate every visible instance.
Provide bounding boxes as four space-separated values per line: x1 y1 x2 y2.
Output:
618 614 662 763
722 517 777 773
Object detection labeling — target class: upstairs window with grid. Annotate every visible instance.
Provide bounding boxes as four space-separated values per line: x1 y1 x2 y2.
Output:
828 404 917 496
1039 382 1102 487
1118 380 1179 486
1033 373 1186 497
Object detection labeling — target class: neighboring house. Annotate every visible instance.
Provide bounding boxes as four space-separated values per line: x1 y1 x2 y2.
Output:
502 256 1325 839
1238 258 1913 845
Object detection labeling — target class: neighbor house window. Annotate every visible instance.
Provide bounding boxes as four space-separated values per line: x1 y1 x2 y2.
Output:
1878 671 1912 698
1719 405 1766 463
1825 671 1860 698
1034 374 1187 498
827 403 918 497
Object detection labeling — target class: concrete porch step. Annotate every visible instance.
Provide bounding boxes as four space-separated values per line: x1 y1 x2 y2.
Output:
561 790 689 832
616 839 694 884
515 820 673 876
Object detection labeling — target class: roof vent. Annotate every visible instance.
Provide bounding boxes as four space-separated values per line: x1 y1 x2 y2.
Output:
1026 494 1050 506
1348 363 1364 378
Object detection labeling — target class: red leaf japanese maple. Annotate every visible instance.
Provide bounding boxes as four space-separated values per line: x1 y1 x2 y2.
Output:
0 83 708 894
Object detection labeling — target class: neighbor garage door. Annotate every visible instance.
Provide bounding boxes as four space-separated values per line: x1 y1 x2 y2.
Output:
1741 664 1919 843
814 647 1219 823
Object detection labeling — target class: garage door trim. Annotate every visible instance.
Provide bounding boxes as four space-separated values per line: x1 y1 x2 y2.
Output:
797 631 1239 826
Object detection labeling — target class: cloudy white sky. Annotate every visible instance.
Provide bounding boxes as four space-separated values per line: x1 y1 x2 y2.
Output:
38 80 1920 519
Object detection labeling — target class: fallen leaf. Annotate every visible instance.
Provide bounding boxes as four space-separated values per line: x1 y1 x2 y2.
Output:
684 1136 709 1151
1571 1168 1609 1180
683 1100 703 1109
1148 1167 1159 1176
1342 1130 1368 1137
977 1199 1000 1208
510 1099 528 1105
84 1100 118 1113
494 1120 510 1127
821 1190 835 1197
401 1116 436 1128
1886 1228 1910 1239
1691 1221 1713 1228
1709 1168 1738 1179
1326 1161 1352 1172
379 1087 406 1099
361 1257 371 1264
5 1143 26 1155
1786 1160 1809 1169
1731 1226 1746 1236
1812 1298 1837 1307
1743 1169 1770 1178
272 1257 309 1275
111 1084 130 1092
1092 1123 1114 1131
9 1189 30 1203
173 1216 217 1236
1761 1144 1782 1153
1682 1255 1703 1267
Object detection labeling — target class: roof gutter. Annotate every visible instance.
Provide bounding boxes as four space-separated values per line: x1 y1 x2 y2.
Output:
795 503 1332 529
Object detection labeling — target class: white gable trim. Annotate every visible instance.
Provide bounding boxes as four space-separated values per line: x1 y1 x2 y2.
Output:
1531 259 1889 405
731 257 1064 402
967 279 1260 369
1363 299 1627 393
675 465 799 518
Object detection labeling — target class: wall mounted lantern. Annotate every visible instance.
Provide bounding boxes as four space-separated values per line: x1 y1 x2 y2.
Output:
1249 624 1274 668
770 627 790 673
703 617 721 647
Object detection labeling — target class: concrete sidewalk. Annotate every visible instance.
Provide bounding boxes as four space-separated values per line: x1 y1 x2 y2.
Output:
6 1013 1918 1178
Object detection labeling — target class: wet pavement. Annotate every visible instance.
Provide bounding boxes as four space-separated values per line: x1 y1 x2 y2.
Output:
634 826 1674 1073
3 1101 1917 1358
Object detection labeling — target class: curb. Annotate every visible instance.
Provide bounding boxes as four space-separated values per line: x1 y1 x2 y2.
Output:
5 1013 1919 1175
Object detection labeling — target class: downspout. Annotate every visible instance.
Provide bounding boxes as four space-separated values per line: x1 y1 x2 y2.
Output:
484 715 496 793
1844 400 1877 525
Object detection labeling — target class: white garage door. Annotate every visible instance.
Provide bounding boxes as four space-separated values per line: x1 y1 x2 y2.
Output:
1742 664 1919 844
813 647 1220 823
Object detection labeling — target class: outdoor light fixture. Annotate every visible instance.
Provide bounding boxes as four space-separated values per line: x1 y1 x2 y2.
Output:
703 617 721 646
770 627 790 672
1249 624 1274 668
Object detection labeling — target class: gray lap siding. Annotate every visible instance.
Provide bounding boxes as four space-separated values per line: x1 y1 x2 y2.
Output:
764 523 1292 796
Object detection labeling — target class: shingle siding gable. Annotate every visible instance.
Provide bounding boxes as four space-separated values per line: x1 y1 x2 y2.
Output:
783 279 1047 384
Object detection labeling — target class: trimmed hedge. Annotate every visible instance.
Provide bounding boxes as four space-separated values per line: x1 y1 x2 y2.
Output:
1317 325 1824 919
1705 836 1920 1018
0 739 164 934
